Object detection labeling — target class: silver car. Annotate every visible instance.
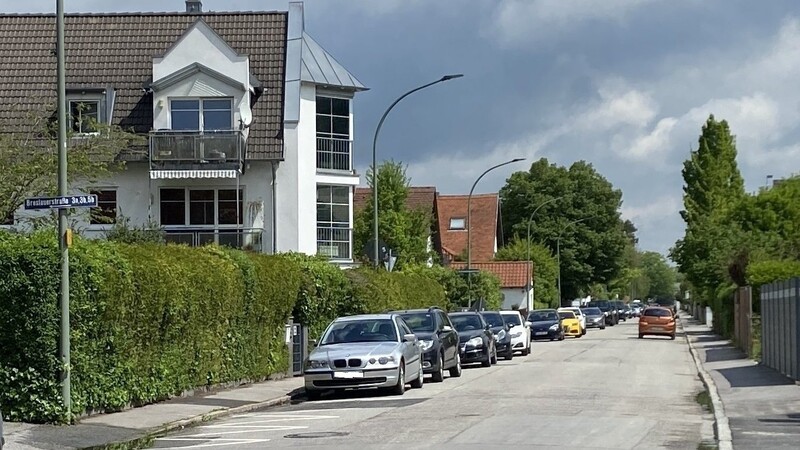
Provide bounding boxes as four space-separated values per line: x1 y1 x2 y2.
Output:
303 314 424 400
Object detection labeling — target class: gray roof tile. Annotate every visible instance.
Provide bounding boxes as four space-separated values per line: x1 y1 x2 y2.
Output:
0 11 287 160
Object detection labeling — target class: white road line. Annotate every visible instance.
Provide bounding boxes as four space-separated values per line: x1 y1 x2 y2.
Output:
237 414 340 420
202 423 309 429
173 426 307 437
155 438 270 449
207 416 338 426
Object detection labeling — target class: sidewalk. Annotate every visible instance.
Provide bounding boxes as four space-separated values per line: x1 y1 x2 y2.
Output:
4 376 304 450
680 313 800 450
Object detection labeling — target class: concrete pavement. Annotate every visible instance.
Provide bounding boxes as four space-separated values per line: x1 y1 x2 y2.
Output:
2 376 304 450
681 314 800 449
149 319 711 449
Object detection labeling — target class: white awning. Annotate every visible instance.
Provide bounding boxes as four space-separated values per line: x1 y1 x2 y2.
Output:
150 170 239 179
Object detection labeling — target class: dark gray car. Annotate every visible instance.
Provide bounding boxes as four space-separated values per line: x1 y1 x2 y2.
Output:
581 307 606 330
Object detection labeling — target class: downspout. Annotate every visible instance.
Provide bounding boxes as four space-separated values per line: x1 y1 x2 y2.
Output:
271 159 278 254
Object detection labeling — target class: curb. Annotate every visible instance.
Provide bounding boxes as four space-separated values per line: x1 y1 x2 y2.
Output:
84 388 304 450
679 314 733 450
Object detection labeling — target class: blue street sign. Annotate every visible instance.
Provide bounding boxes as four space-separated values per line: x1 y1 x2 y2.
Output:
24 195 98 210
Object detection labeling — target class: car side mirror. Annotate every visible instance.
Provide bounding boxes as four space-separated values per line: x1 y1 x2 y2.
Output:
485 324 491 331
507 323 516 328
310 339 318 347
442 325 453 333
403 333 418 343
525 321 532 327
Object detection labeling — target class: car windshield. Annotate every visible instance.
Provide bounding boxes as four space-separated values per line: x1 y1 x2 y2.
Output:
588 301 609 308
320 319 397 345
529 311 558 321
502 313 522 325
582 307 602 315
481 313 505 328
558 311 576 319
399 313 435 332
450 315 483 332
644 308 672 317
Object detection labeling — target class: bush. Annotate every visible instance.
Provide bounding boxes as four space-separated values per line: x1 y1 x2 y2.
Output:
0 231 302 423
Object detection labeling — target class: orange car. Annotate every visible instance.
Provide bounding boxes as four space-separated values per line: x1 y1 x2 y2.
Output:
638 307 676 340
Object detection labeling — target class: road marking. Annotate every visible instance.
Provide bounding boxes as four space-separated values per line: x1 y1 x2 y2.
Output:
155 438 270 449
173 426 307 437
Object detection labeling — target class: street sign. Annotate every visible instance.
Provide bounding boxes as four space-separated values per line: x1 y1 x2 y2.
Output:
24 194 98 210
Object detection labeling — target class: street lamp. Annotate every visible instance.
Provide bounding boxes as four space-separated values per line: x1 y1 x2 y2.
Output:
466 158 525 306
556 216 594 306
525 195 569 310
371 74 464 267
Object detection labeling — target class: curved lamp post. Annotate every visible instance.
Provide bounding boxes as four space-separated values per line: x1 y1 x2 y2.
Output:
556 216 595 306
466 158 525 306
371 74 464 268
525 194 569 310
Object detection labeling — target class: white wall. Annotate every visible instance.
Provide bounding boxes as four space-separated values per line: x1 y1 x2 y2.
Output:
501 287 533 311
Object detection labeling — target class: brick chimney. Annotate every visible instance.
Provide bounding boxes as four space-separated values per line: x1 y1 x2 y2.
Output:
185 1 202 13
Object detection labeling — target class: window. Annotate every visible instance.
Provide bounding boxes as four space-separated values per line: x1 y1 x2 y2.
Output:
449 218 466 230
170 98 232 131
316 184 351 258
90 190 117 225
316 96 350 139
70 100 100 133
160 188 243 226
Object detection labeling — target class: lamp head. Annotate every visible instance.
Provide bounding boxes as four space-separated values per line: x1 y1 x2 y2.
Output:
441 74 464 81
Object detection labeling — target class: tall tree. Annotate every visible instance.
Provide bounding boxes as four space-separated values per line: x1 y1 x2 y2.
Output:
500 158 629 301
671 115 745 300
495 237 559 308
640 251 676 299
354 160 431 268
0 103 142 223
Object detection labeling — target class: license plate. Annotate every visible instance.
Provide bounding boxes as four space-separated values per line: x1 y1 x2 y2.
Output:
650 327 663 331
535 331 547 336
333 371 363 379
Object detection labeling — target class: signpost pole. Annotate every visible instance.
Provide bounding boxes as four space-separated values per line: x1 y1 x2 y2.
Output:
56 0 71 417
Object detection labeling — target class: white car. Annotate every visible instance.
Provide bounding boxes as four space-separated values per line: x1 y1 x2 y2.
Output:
500 311 531 356
558 307 587 335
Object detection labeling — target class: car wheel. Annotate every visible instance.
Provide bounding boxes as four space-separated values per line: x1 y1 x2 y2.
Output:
481 347 492 367
582 327 587 335
638 334 644 339
558 331 565 341
670 334 676 340
305 389 321 401
600 324 606 330
391 362 406 395
432 352 445 382
449 352 463 377
505 346 513 360
410 362 424 389
490 344 498 364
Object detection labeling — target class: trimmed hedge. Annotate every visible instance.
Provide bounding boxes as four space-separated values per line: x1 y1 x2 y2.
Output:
0 232 301 423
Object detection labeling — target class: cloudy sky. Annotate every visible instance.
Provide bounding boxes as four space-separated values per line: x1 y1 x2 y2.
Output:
7 0 800 256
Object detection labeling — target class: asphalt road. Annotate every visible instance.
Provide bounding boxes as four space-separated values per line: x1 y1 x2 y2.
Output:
149 318 712 449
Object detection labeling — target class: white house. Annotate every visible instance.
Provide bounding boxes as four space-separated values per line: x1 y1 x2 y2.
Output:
0 1 366 263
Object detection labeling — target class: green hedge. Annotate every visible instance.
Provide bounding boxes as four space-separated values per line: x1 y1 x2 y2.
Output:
0 232 301 423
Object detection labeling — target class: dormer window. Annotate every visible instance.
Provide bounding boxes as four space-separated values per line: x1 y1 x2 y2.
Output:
70 100 100 133
171 98 233 131
450 218 466 230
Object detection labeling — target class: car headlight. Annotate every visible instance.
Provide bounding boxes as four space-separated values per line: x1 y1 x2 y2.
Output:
549 324 559 331
466 337 483 348
495 330 506 340
510 331 522 338
604 311 609 316
419 340 434 351
306 360 328 369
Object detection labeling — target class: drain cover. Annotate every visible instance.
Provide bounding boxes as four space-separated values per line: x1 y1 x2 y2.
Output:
285 431 350 439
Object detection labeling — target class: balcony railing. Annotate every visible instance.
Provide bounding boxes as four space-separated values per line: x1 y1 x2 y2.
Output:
317 226 352 260
316 137 353 172
165 228 264 253
150 130 245 171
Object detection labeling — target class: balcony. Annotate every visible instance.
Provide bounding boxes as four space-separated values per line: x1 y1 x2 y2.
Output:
317 226 352 260
150 130 245 173
316 137 353 172
165 228 264 253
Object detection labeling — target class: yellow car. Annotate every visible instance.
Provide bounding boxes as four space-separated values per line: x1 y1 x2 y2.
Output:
557 310 583 338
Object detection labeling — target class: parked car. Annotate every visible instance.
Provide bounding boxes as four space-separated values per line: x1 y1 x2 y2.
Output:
581 307 606 330
480 311 514 360
527 309 565 341
631 304 642 317
587 300 618 326
638 307 677 340
303 314 424 400
448 311 497 367
612 301 628 321
558 307 587 335
557 310 583 338
394 307 462 382
500 310 532 356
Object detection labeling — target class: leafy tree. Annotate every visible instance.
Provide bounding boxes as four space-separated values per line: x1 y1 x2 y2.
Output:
495 237 559 308
500 158 629 301
0 102 143 223
354 160 431 268
640 251 676 299
671 115 746 302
